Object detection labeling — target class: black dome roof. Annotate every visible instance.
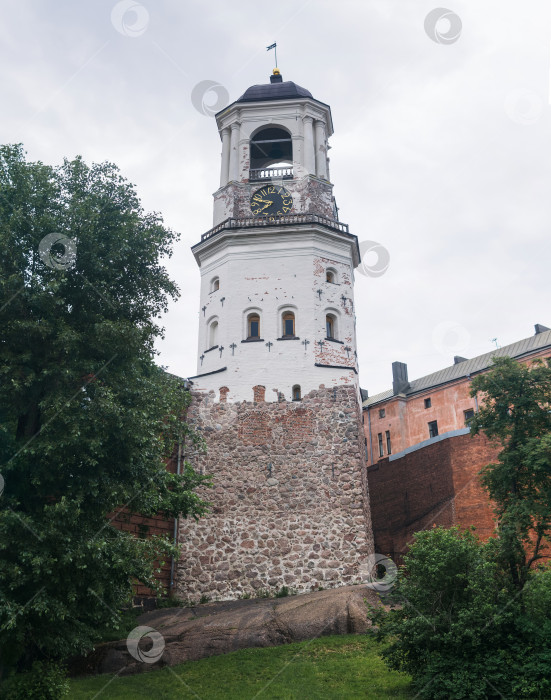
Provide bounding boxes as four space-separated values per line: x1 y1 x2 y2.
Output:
237 80 313 103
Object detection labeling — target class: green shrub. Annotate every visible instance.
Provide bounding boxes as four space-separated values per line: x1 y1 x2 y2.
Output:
275 586 289 598
2 661 69 700
372 528 551 699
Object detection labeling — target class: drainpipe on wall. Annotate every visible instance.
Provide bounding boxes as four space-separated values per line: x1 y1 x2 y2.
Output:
367 406 373 466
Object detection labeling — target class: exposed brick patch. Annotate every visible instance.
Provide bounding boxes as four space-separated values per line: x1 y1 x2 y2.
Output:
238 411 271 445
253 385 266 402
219 386 229 403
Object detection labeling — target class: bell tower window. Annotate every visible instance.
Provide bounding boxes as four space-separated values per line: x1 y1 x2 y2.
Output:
250 127 293 171
292 385 301 401
282 311 295 337
209 320 218 348
326 314 337 340
247 313 260 339
211 277 220 292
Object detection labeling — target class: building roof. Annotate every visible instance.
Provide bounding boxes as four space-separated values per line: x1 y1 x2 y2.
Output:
237 80 314 103
363 328 551 408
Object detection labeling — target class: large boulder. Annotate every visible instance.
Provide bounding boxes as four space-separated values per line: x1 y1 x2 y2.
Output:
75 585 380 677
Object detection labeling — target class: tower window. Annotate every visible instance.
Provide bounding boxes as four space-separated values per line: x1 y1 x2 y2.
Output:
209 320 218 347
326 268 337 283
211 277 220 292
378 433 384 457
386 430 391 455
250 126 293 170
247 313 260 339
292 385 301 401
424 397 431 409
326 314 336 340
282 311 295 337
428 420 439 438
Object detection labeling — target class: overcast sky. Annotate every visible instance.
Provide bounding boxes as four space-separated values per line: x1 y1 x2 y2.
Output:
3 0 550 395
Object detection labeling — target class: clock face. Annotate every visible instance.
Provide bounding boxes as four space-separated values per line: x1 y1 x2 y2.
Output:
250 185 293 218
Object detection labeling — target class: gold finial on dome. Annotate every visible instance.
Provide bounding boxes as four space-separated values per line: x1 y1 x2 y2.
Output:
273 68 280 75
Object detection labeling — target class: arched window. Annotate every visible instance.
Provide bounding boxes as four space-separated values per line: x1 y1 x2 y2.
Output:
326 268 337 283
209 320 218 347
247 313 260 339
250 127 293 170
282 311 295 337
211 277 220 292
326 314 336 340
292 385 301 401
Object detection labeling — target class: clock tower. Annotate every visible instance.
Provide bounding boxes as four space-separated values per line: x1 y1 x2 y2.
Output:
191 69 361 402
177 71 374 601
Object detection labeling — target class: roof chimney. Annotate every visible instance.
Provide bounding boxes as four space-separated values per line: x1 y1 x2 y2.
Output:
392 361 409 395
454 356 468 364
535 324 550 335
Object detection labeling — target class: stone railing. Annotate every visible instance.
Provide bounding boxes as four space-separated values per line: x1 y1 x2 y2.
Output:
200 215 350 242
249 167 293 181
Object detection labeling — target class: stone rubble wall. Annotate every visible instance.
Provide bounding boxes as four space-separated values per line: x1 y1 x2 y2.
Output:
176 385 374 601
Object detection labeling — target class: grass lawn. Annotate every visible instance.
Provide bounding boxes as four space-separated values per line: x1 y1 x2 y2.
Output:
70 634 412 699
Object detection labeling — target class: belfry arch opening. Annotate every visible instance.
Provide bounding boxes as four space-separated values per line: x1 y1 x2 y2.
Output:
250 127 293 170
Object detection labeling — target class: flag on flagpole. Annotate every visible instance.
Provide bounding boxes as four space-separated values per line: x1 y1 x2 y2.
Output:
266 42 277 51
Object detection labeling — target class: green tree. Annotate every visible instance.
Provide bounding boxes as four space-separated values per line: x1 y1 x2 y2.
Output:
0 145 209 677
469 355 551 589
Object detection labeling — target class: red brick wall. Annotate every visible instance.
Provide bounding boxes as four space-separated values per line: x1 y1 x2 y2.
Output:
449 432 499 541
367 437 456 562
110 454 178 598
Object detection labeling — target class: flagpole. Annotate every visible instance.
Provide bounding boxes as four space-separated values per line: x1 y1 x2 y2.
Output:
274 44 278 68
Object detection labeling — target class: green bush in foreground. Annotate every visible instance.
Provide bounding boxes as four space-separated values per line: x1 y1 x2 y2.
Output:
1 661 69 700
371 527 551 699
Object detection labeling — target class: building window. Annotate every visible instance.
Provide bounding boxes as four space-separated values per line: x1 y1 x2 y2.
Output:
378 432 384 457
379 408 385 419
386 430 391 455
247 313 260 339
209 320 218 347
292 385 301 401
211 277 220 292
326 314 336 339
326 268 337 283
282 311 295 337
428 420 438 438
464 409 475 425
424 397 431 409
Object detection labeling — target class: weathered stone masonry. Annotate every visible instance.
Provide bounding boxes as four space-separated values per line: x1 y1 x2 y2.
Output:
176 385 374 601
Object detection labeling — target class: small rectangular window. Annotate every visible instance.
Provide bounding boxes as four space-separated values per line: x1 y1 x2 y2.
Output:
379 408 385 418
386 430 391 455
464 409 475 425
424 398 432 409
428 420 438 438
378 433 384 457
